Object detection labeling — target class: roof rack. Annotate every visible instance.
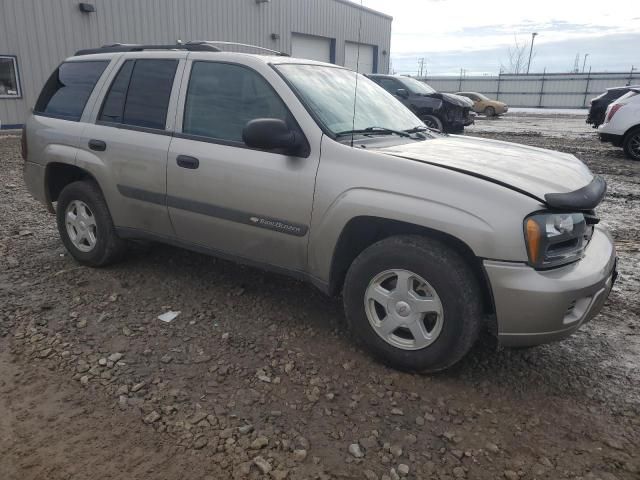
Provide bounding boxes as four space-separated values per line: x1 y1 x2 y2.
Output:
75 42 221 56
187 40 290 57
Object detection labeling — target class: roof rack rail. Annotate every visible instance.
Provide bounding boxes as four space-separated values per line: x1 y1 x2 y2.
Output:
74 42 221 56
187 40 290 57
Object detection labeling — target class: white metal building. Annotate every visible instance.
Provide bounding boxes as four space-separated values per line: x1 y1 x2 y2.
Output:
0 0 392 128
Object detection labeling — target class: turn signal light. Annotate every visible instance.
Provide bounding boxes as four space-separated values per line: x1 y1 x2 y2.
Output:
525 218 541 264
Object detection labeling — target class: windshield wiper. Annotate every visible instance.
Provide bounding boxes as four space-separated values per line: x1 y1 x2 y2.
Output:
405 125 440 135
336 127 411 138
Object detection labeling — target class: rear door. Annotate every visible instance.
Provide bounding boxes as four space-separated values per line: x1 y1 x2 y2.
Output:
78 52 186 237
166 58 321 272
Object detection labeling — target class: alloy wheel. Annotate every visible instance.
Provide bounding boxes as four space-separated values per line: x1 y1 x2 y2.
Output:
65 200 98 252
364 269 444 350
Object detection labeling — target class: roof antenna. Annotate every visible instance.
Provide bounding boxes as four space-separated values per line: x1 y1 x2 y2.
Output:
350 0 364 148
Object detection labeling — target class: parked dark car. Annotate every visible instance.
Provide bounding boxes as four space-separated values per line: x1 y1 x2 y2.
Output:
587 85 640 128
368 75 474 133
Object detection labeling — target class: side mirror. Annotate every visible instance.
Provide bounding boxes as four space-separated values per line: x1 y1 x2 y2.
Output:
242 118 307 156
396 88 409 99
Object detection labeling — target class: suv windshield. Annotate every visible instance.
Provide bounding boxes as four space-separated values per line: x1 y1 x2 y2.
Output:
399 77 436 95
276 64 425 137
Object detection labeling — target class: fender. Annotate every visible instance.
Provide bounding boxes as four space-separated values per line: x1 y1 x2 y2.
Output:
308 187 517 283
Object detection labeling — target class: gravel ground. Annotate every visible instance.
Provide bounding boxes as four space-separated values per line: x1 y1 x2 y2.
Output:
1 115 639 480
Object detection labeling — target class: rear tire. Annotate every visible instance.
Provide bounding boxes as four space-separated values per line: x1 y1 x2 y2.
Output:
484 106 496 117
56 180 126 267
623 127 640 161
343 235 483 372
421 114 443 132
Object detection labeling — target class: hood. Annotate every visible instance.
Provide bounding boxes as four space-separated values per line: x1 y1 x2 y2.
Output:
375 135 594 201
440 93 473 107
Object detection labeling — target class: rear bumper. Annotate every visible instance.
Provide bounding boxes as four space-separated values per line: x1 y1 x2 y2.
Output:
599 132 624 147
484 226 617 347
23 161 48 204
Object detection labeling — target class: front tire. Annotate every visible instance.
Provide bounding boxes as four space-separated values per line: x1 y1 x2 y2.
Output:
623 127 640 161
484 106 496 117
56 180 126 267
421 114 443 132
343 235 483 372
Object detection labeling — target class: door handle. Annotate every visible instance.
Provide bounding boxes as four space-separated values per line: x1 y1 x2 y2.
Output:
88 139 107 152
176 155 200 169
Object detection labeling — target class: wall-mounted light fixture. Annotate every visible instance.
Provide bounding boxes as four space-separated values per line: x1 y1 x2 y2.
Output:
382 50 388 56
78 3 96 13
270 33 280 40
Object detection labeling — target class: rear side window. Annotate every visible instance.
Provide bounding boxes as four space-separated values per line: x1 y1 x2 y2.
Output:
183 62 290 143
35 61 108 121
99 59 178 130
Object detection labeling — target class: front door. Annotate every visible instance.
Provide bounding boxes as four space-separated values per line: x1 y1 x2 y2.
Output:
167 60 320 272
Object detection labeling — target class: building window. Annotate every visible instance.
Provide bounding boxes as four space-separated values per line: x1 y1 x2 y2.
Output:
0 56 21 98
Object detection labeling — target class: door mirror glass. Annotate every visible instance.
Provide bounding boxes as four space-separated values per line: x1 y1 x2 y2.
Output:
396 88 409 98
243 118 306 156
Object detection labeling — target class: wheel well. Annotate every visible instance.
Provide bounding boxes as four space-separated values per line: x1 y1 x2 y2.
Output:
46 163 95 203
328 216 495 315
623 124 640 140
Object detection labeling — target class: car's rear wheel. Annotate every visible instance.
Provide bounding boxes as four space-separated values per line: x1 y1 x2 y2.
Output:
623 127 640 161
343 235 483 372
56 180 126 267
421 114 443 132
484 106 496 117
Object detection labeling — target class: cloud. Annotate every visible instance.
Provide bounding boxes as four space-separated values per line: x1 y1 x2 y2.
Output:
391 33 640 75
353 0 640 71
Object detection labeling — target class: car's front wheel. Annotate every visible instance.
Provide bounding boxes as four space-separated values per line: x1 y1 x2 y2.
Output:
56 180 126 267
343 235 483 372
484 106 496 117
623 127 640 161
420 114 443 132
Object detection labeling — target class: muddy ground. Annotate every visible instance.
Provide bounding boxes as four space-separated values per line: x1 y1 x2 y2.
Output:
0 113 638 480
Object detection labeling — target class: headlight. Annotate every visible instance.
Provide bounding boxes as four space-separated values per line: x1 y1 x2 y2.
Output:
524 212 593 269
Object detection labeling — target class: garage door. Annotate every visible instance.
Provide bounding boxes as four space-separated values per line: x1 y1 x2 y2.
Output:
345 42 375 74
291 33 332 63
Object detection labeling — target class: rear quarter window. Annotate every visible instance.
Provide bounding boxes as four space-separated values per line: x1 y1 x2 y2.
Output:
34 61 109 121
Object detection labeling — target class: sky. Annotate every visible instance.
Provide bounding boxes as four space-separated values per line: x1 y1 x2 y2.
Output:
355 0 640 76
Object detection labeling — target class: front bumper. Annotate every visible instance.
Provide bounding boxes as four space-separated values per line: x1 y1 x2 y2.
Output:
463 111 476 126
484 226 617 347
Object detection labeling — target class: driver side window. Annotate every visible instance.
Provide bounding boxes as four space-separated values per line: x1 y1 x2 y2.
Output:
378 78 402 95
182 62 290 144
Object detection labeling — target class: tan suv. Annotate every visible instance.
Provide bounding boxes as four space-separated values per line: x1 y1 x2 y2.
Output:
23 43 617 372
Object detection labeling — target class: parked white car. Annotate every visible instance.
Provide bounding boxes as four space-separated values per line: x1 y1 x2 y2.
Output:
598 88 640 160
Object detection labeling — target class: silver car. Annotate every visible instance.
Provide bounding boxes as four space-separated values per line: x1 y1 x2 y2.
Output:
22 43 617 372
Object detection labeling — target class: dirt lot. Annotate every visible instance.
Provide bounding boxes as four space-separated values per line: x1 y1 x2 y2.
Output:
1 113 639 480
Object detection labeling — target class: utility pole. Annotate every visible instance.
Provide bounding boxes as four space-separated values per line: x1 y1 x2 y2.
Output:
582 53 589 73
573 53 580 73
418 58 425 77
526 32 538 74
